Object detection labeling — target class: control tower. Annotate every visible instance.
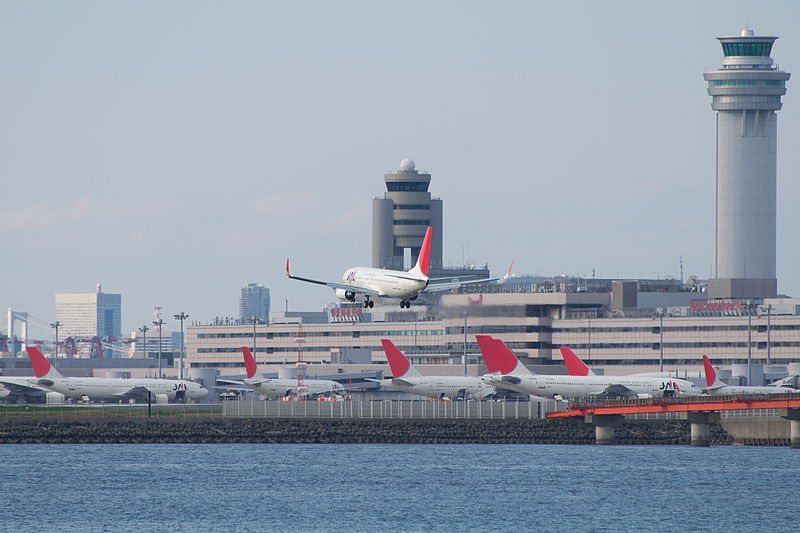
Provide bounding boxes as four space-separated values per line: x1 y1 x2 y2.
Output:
372 159 443 270
704 27 790 299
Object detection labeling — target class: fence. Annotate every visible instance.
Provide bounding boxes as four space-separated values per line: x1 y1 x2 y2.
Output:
223 398 567 419
0 403 222 419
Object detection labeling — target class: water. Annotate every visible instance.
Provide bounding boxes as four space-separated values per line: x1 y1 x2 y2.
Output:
1 444 797 533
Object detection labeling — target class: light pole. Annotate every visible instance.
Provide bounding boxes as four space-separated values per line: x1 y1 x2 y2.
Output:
587 317 591 364
250 315 264 361
766 304 772 366
746 301 753 386
463 313 468 376
50 321 61 369
655 309 665 373
138 325 149 360
174 312 188 380
153 318 165 378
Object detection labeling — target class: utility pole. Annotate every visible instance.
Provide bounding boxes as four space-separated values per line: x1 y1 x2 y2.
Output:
138 325 149 360
153 318 165 378
50 321 61 369
174 312 188 380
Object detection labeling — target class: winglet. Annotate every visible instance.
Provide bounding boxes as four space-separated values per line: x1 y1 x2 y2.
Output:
285 258 291 277
408 227 432 277
560 347 595 376
381 339 421 378
26 346 63 380
241 347 258 379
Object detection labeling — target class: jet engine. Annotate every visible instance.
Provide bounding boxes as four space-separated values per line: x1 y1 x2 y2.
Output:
334 289 356 302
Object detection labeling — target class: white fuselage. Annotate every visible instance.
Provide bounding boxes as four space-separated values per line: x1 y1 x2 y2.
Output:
483 374 702 399
708 385 796 395
382 376 496 400
337 267 427 299
245 378 345 400
38 377 208 402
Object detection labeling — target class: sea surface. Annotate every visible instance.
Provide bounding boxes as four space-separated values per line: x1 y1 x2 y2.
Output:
0 444 797 533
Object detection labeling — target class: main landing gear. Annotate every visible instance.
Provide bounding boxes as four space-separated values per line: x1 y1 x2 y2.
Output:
363 298 374 308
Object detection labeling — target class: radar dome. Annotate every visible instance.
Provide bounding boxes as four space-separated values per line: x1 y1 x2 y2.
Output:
399 158 416 171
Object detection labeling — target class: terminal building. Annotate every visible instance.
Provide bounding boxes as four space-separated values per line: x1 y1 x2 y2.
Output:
186 277 800 385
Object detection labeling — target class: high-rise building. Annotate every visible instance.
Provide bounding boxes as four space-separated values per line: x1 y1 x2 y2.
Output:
240 283 270 323
372 159 443 271
704 27 790 299
55 284 122 357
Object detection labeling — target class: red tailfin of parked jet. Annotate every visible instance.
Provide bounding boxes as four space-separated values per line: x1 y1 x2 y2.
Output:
241 347 258 379
560 347 596 376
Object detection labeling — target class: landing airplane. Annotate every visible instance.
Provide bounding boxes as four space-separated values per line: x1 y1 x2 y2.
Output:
377 339 495 400
477 336 702 399
701 355 798 394
221 347 346 399
25 347 208 403
286 226 507 309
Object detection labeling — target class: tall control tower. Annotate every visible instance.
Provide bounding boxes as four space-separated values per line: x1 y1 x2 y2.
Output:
704 27 790 299
372 159 443 271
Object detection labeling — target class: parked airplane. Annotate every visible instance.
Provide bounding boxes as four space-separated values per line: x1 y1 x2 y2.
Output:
701 355 798 394
222 347 346 399
476 335 703 399
0 376 51 403
286 226 506 309
25 347 208 403
377 339 495 399
559 346 678 379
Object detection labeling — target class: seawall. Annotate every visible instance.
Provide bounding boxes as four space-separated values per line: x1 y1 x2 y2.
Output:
0 418 735 445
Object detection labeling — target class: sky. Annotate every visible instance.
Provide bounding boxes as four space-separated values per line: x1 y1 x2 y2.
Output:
2 0 799 339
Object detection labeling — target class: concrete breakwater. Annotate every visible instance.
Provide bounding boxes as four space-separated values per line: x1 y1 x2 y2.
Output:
0 418 735 445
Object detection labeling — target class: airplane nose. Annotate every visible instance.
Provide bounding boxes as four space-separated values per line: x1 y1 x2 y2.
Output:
198 388 209 397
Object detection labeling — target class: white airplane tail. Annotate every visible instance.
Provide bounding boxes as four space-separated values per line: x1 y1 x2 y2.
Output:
407 226 432 278
559 347 596 376
25 347 64 380
381 339 422 378
702 355 727 390
475 335 533 376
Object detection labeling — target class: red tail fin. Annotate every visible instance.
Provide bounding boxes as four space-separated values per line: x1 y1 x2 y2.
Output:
475 335 522 375
476 335 502 373
410 227 432 276
560 347 592 376
26 346 53 378
702 355 716 387
381 339 412 378
241 347 257 379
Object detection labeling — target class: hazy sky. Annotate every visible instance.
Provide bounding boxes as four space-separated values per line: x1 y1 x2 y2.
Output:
3 1 799 339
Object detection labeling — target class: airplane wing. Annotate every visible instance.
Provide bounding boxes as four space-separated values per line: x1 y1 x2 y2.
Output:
0 379 50 396
285 259 381 296
114 386 156 402
591 384 639 399
424 262 514 294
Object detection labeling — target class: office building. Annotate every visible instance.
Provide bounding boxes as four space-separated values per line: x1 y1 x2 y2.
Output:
240 283 270 324
55 285 122 358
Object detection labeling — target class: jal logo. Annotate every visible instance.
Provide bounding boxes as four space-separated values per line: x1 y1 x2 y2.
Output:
346 270 357 283
659 380 681 391
173 383 187 391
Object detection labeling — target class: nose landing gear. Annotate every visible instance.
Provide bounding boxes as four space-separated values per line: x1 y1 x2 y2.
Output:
400 300 411 309
363 298 374 308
